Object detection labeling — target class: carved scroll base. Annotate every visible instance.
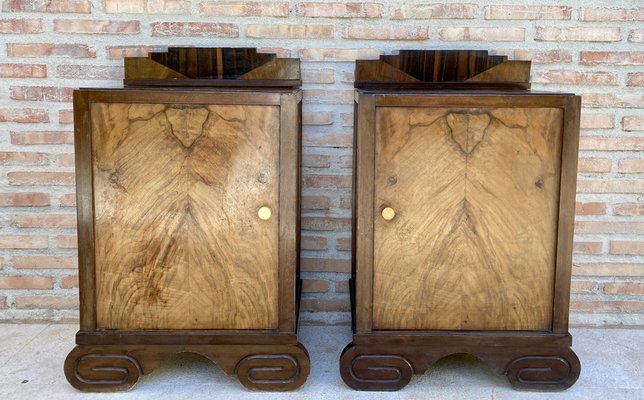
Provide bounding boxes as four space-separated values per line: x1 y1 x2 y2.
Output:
340 334 580 391
65 343 310 392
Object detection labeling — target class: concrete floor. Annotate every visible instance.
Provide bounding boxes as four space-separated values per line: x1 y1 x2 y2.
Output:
0 324 642 400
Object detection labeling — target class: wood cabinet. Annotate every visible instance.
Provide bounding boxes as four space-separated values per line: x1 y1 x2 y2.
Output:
65 48 309 392
340 51 581 391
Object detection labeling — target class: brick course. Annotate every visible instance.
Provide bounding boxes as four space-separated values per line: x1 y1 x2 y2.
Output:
0 0 641 327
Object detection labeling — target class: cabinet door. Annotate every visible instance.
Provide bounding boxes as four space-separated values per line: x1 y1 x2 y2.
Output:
372 106 563 331
91 102 280 330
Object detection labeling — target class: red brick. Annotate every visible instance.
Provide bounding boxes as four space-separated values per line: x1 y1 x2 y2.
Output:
13 255 77 269
299 2 382 18
335 280 350 293
201 1 288 17
345 25 428 40
59 110 73 124
59 193 76 207
575 221 644 234
302 216 351 231
301 195 330 210
10 131 73 145
571 301 644 313
439 27 525 42
604 283 644 296
10 86 74 102
579 136 644 151
302 90 353 104
629 30 644 43
15 295 79 310
0 18 42 33
0 152 48 165
57 154 75 167
0 297 6 309
0 108 48 123
258 47 291 57
61 275 79 289
578 158 611 173
339 154 352 168
246 24 333 39
618 159 644 173
394 4 476 19
0 192 49 207
580 52 644 66
301 257 350 273
0 63 46 78
573 263 644 277
573 241 603 255
7 43 95 58
11 213 76 228
57 234 78 249
3 0 90 13
107 45 159 60
302 153 331 168
299 48 382 62
575 202 606 215
336 237 351 251
513 49 572 64
8 171 75 186
300 298 350 312
303 132 352 147
627 73 644 87
580 8 644 22
580 114 614 130
582 93 644 109
536 27 621 42
302 111 332 125
614 203 644 216
533 70 617 86
577 180 644 194
0 235 48 249
57 65 122 80
485 5 571 20
301 279 329 293
301 235 327 250
105 0 190 13
303 174 352 189
340 197 352 209
610 241 644 256
151 22 238 37
54 19 140 34
571 281 598 294
0 276 52 289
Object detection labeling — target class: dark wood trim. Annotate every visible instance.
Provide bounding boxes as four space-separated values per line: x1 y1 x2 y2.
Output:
278 92 301 334
76 330 298 346
354 331 572 347
355 81 530 91
73 90 97 332
552 95 581 333
355 94 376 333
371 92 569 108
79 89 284 106
124 78 302 88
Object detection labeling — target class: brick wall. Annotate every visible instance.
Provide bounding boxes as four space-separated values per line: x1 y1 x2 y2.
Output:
0 0 642 327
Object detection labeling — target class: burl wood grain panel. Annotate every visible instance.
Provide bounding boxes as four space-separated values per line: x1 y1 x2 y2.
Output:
91 103 280 330
373 106 563 331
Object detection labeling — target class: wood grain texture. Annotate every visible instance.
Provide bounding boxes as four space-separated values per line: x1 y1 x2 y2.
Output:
91 102 280 330
372 106 564 331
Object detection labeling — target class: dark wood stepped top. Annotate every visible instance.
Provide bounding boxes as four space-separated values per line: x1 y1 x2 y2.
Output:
355 50 531 90
124 47 301 88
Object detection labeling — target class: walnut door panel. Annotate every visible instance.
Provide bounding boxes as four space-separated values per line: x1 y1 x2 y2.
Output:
373 106 563 331
91 102 280 330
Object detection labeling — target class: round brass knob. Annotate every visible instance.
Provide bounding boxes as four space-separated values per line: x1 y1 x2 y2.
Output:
258 206 272 220
381 207 395 221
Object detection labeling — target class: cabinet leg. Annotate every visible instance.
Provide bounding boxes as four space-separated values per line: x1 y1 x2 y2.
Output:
64 345 142 392
234 343 310 391
339 343 414 391
505 349 581 391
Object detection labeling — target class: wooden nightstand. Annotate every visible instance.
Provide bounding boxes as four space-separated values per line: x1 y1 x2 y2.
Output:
65 48 309 392
341 50 581 391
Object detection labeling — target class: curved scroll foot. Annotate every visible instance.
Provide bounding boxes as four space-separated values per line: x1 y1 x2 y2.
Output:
235 343 310 391
64 345 142 392
339 343 413 391
505 350 581 391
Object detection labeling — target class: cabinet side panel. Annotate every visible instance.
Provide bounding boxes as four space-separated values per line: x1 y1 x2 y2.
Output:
92 102 280 330
373 106 563 331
